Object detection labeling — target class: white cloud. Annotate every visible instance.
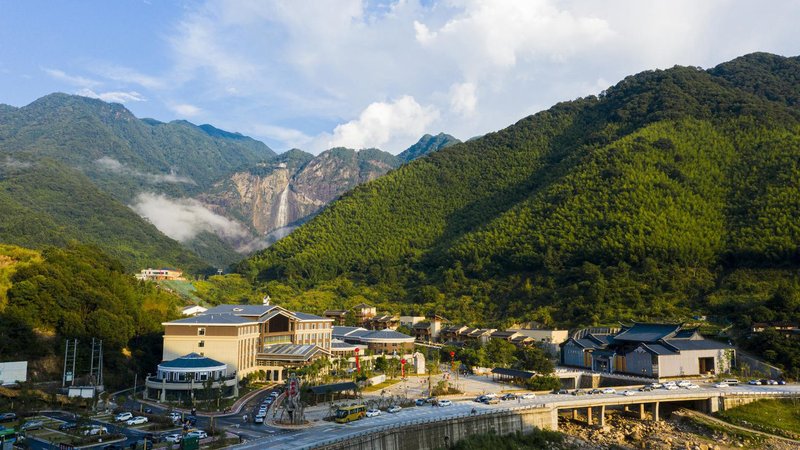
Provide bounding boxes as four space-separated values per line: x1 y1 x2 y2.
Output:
131 193 250 243
319 96 439 151
95 157 195 184
77 88 145 103
169 103 202 117
44 68 102 88
93 64 165 89
449 82 477 116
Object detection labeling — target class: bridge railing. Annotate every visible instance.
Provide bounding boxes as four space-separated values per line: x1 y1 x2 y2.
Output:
290 404 549 450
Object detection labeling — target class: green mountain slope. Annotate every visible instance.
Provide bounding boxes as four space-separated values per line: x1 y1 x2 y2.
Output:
241 53 800 334
397 132 461 162
0 159 209 271
0 93 275 201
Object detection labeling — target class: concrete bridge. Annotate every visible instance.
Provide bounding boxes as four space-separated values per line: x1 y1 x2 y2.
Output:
231 386 800 450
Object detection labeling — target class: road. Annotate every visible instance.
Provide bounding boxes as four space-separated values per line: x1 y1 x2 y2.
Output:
230 383 800 450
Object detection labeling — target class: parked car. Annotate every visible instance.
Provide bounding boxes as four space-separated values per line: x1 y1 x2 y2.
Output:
167 412 181 421
555 389 569 395
164 434 182 444
588 389 602 395
20 420 44 431
186 430 208 439
485 398 500 405
254 415 264 424
571 389 586 396
0 413 17 423
638 386 653 392
748 380 761 385
366 409 381 417
83 425 108 436
473 396 486 403
650 383 663 389
664 384 679 390
416 399 428 406
58 422 78 431
601 388 617 394
713 382 729 388
143 407 153 414
521 393 536 399
778 380 787 385
501 393 517 400
723 379 740 385
677 380 691 387
438 400 453 407
126 416 148 426
766 379 779 385
387 405 402 413
622 390 636 396
115 412 133 422
684 383 700 390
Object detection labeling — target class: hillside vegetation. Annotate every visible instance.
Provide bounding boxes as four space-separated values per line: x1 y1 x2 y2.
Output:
0 160 209 271
238 53 800 376
0 243 182 384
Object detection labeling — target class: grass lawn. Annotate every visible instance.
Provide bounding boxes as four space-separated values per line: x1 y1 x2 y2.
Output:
716 399 800 439
363 379 402 392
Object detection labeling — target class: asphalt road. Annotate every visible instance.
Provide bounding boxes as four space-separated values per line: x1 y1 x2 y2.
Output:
230 383 800 450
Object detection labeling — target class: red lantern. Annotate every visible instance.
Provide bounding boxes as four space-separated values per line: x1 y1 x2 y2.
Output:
449 351 455 358
400 358 407 378
354 347 361 372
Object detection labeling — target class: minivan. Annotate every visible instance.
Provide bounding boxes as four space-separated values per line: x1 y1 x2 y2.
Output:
723 379 739 385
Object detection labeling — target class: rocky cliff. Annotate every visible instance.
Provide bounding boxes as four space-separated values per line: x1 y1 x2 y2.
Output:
200 147 401 238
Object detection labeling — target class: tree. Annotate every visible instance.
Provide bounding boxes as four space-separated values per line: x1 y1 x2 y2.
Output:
515 346 555 374
484 339 517 368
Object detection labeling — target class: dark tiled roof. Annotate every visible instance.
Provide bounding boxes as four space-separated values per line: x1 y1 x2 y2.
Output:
360 329 415 341
639 343 677 355
664 339 732 351
413 322 431 329
260 344 327 361
613 323 681 343
324 310 348 316
159 353 225 369
332 326 364 336
167 314 254 325
672 329 700 339
491 367 535 379
491 331 518 338
294 311 330 321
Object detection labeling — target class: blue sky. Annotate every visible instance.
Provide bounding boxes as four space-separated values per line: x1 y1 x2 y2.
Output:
2 0 800 154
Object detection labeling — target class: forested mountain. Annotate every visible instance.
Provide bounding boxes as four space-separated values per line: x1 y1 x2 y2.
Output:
0 93 275 201
0 159 210 271
239 53 800 374
397 132 461 162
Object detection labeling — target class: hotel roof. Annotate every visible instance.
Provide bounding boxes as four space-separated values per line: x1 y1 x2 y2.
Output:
159 353 226 369
613 323 681 343
203 304 276 316
164 314 256 326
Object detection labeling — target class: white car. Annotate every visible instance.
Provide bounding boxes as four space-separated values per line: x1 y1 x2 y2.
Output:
748 380 761 385
601 388 616 394
438 400 452 407
622 390 636 396
167 412 181 421
766 379 779 385
164 434 182 443
664 384 679 390
114 412 133 422
186 430 208 439
83 425 108 436
366 409 381 417
650 383 663 389
521 393 536 399
126 416 148 425
684 383 700 390
254 415 264 424
387 405 402 413
713 382 729 388
677 380 691 387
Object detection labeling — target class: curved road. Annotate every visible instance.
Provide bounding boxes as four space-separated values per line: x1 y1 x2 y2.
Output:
230 383 800 450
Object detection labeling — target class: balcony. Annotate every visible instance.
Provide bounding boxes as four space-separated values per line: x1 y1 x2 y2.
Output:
145 373 237 391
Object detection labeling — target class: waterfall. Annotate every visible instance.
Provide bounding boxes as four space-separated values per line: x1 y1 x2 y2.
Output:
276 186 290 229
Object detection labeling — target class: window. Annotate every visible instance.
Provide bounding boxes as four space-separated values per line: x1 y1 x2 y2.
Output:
198 327 206 336
199 340 205 348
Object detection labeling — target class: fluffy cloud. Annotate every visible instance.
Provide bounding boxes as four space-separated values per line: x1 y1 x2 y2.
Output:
131 193 250 243
449 82 477 117
169 103 202 117
44 68 102 88
95 157 195 184
77 88 145 103
320 96 439 151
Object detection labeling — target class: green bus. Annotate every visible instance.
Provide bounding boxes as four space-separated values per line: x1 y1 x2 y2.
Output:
334 405 366 423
